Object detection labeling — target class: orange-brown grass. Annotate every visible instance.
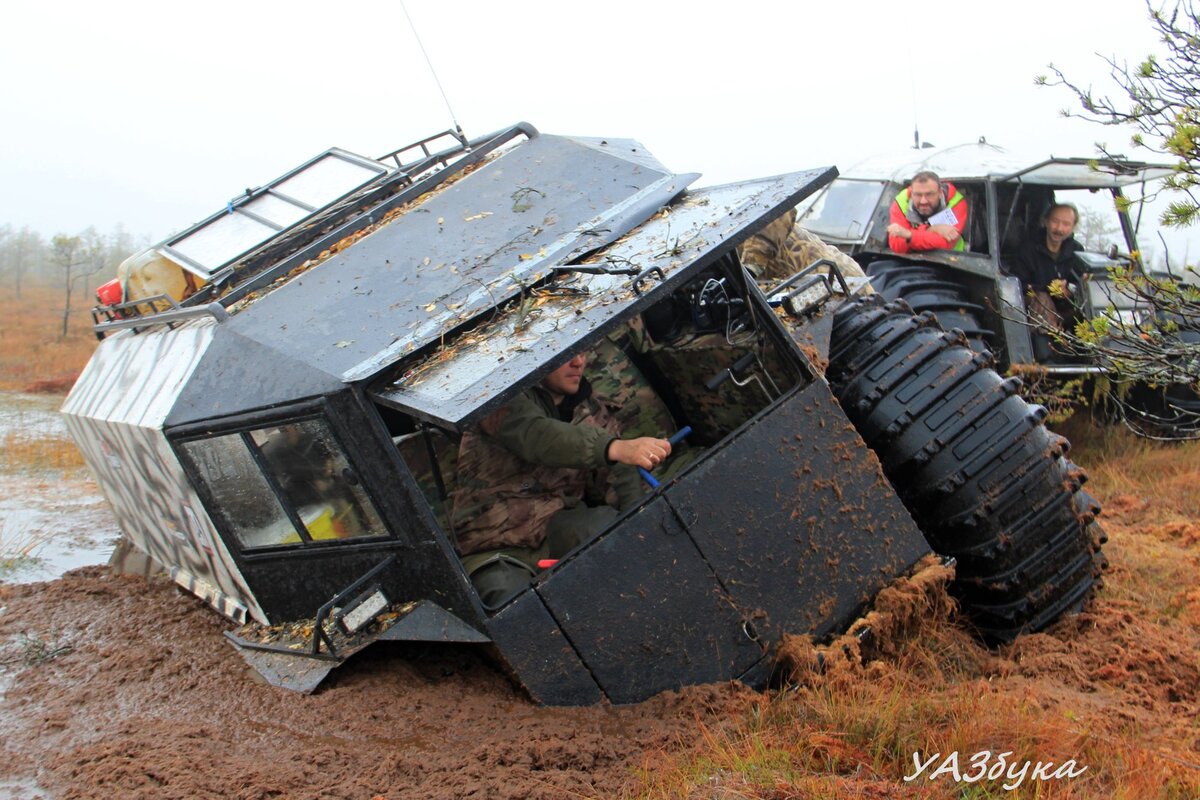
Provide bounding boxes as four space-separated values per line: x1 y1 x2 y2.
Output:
1060 415 1200 623
1060 414 1200 521
0 431 86 472
0 285 99 392
634 419 1200 799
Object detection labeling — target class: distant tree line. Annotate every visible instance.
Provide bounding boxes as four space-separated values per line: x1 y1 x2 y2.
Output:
0 224 150 336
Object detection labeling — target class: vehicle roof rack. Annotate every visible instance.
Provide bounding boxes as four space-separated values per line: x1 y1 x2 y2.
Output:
91 123 539 338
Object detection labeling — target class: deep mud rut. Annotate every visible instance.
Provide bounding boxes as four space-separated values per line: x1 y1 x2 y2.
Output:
2 476 1198 799
0 567 754 800
2 522 1199 799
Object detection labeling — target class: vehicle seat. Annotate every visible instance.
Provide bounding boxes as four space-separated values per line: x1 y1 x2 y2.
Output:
588 328 677 439
393 428 460 531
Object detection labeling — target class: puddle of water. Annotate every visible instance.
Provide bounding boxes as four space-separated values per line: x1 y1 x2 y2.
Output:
0 392 118 585
0 779 51 800
0 393 65 439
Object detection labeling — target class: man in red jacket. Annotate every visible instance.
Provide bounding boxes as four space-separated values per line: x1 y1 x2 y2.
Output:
886 171 968 253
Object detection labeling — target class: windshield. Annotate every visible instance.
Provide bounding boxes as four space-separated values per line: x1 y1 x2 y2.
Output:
797 179 884 242
1052 189 1134 254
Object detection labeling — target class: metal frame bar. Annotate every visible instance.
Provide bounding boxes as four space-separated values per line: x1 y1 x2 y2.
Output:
985 181 1001 268
159 244 211 277
225 553 399 660
214 123 538 309
241 429 313 545
266 187 318 213
377 127 470 171
92 301 228 337
1114 187 1141 258
995 156 1169 185
309 553 398 656
232 206 285 232
159 147 391 279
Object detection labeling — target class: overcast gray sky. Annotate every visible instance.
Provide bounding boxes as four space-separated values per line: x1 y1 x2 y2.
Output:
1 0 1183 259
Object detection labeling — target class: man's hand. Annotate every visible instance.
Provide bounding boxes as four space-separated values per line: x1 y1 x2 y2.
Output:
607 437 672 470
886 223 912 240
929 224 960 243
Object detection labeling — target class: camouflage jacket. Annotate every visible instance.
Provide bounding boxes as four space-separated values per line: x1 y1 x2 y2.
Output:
739 208 867 283
450 379 641 556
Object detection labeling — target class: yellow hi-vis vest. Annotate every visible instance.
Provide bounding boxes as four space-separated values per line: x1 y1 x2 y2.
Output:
895 187 966 251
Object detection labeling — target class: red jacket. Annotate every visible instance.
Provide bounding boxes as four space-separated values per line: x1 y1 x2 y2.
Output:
888 182 968 253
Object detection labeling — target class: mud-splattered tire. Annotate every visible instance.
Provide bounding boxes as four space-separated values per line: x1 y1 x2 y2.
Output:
827 295 1104 641
866 260 995 353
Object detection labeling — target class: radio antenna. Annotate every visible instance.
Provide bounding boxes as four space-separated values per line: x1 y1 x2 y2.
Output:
399 0 463 136
911 74 921 149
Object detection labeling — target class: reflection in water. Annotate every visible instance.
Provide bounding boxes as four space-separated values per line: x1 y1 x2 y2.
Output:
0 392 119 585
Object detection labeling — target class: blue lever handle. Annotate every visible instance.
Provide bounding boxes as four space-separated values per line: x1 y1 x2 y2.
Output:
668 426 693 446
638 426 693 488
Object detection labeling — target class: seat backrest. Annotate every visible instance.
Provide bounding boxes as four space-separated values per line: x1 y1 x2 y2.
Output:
394 428 459 530
588 332 676 439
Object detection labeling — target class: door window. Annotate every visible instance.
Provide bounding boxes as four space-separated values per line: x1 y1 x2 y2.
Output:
180 417 388 551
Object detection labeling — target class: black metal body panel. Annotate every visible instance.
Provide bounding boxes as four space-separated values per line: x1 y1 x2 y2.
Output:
486 589 603 706
669 379 930 642
165 326 344 427
89 121 946 703
377 600 491 644
226 134 689 384
225 598 490 693
372 168 837 431
537 497 764 704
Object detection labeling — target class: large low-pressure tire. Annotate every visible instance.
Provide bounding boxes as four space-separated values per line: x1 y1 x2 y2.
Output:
827 295 1104 641
866 260 995 353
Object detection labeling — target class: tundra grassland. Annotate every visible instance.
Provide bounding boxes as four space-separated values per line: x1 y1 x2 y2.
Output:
0 285 99 393
0 288 98 575
632 417 1200 799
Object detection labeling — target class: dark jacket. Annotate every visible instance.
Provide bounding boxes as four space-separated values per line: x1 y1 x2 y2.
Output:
1010 234 1083 291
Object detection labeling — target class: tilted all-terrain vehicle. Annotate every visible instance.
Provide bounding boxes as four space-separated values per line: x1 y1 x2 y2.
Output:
796 141 1200 434
66 124 1101 704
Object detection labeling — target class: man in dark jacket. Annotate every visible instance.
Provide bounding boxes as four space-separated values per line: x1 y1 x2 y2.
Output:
451 352 671 609
1010 203 1084 359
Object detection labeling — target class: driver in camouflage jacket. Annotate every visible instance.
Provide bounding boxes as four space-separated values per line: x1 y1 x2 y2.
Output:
452 352 670 609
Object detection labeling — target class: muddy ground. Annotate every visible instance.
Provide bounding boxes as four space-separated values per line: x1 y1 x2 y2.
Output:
0 565 764 799
1 396 1198 798
3 509 1197 799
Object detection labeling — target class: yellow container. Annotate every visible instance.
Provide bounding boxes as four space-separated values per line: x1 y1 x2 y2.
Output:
303 505 338 540
280 504 338 543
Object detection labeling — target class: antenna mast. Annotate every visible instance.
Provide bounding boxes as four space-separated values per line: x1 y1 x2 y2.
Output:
399 0 463 138
911 74 920 149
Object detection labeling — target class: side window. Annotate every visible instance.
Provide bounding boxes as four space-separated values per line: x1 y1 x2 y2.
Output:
180 417 388 551
955 183 988 255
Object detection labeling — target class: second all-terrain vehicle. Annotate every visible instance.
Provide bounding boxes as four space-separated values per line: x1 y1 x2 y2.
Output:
67 124 1102 704
795 140 1199 436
